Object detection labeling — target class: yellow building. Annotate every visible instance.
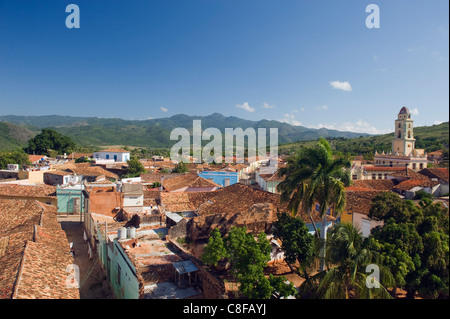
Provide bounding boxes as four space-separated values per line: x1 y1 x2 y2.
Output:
373 106 428 171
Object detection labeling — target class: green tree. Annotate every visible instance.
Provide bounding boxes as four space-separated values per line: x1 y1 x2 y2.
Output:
273 212 316 279
24 128 76 156
0 149 30 169
277 138 351 270
202 228 227 267
369 193 449 299
125 157 146 177
172 162 189 173
314 223 395 299
202 227 295 299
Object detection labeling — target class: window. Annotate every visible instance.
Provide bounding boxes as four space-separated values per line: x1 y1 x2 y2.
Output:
372 174 376 180
378 174 383 179
352 175 358 180
362 219 371 238
106 154 110 159
408 131 411 138
419 163 423 169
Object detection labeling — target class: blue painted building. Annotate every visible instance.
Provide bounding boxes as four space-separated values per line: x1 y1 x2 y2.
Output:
198 171 239 187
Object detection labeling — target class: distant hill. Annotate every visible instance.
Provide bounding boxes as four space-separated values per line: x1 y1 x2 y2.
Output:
0 121 38 151
0 113 370 149
279 121 449 156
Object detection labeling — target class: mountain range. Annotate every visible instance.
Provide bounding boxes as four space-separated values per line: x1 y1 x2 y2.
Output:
0 113 371 150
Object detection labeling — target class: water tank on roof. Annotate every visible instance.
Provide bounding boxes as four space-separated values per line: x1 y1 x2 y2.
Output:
117 227 127 240
127 227 136 239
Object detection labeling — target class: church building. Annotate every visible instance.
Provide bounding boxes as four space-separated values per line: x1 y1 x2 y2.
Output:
373 106 428 171
351 107 429 180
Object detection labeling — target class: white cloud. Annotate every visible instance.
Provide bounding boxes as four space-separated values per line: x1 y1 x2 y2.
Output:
316 105 328 110
410 108 419 116
300 107 305 112
373 55 379 61
308 119 390 135
261 102 275 109
330 80 352 92
160 107 168 112
434 120 444 125
236 102 255 113
279 113 303 126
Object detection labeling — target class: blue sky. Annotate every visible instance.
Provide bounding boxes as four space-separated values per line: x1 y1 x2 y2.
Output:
0 0 448 134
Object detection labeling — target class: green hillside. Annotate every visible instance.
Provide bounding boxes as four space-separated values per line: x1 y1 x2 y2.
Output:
0 121 38 151
279 121 449 157
0 113 370 149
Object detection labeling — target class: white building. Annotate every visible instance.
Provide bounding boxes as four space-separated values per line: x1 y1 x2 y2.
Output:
93 148 130 162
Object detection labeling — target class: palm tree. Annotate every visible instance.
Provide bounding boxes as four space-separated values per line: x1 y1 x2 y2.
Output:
313 223 395 299
277 138 351 270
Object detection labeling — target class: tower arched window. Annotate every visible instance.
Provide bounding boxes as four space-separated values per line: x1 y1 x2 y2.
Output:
398 132 401 138
408 131 411 138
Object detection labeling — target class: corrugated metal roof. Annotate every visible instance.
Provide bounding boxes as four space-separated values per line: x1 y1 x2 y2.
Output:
172 260 199 275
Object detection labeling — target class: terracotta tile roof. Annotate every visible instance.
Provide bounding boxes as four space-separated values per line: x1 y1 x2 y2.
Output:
364 166 407 172
160 192 196 212
258 170 285 182
98 148 129 153
419 168 449 183
0 184 57 199
393 179 441 191
0 199 79 299
44 170 73 176
350 179 395 191
387 169 429 180
141 172 184 183
28 155 47 164
190 183 287 216
344 190 384 216
65 165 119 180
161 173 221 191
67 152 93 159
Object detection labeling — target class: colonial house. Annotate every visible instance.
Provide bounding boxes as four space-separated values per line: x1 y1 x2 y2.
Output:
93 148 130 163
419 168 449 197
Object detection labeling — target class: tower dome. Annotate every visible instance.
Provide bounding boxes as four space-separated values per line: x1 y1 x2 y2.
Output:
399 106 410 114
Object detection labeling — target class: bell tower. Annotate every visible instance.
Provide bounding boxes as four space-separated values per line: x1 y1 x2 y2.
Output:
392 106 415 156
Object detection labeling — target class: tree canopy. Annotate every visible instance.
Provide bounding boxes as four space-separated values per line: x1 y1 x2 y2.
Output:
369 192 449 299
24 128 76 156
202 227 296 299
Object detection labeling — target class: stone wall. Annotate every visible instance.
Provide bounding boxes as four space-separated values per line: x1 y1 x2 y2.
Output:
169 239 226 299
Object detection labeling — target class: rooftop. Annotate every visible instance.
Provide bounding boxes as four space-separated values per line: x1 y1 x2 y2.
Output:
345 190 386 216
419 168 449 183
0 184 57 198
393 178 441 191
0 199 79 299
97 148 129 153
162 173 221 192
